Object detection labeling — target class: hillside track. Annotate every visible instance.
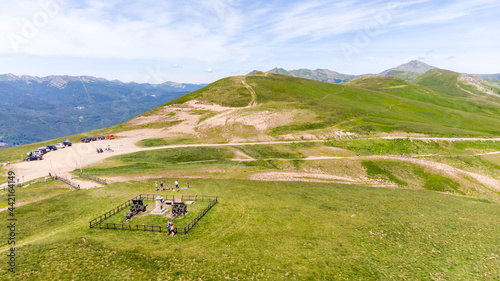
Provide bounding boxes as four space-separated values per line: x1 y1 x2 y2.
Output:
241 78 257 107
8 133 500 190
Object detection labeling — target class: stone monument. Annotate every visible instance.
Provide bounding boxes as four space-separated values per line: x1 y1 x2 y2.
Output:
150 194 168 215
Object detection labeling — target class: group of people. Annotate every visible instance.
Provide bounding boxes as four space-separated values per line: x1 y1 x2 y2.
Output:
45 172 59 181
155 180 189 192
96 146 113 154
166 222 177 237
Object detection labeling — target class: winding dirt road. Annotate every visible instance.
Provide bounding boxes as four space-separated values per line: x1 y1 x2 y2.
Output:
5 131 500 191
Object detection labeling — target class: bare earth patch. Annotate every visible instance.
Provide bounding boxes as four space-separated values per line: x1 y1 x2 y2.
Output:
247 171 395 187
458 74 499 96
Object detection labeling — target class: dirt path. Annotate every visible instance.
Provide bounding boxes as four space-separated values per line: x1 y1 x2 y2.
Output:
237 153 500 192
8 138 325 188
9 127 500 190
379 136 500 142
241 79 257 107
0 192 70 213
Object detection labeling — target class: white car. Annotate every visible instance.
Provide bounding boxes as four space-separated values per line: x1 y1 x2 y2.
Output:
55 143 65 149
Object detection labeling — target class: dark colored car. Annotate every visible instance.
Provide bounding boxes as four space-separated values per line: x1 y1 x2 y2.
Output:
81 138 90 143
47 145 57 151
63 139 72 146
26 154 43 161
98 135 105 140
90 136 97 141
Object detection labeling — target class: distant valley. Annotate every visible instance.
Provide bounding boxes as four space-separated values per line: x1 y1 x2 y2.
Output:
0 74 205 147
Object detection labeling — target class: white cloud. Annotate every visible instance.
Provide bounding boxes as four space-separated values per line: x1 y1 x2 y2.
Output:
0 0 499 82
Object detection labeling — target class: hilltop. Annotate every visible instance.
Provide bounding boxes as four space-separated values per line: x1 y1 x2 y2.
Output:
129 70 500 144
379 60 436 75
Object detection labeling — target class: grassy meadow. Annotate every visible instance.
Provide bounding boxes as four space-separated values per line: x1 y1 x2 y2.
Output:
1 178 499 280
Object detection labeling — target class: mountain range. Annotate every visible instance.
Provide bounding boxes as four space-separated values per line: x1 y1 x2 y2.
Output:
0 74 205 147
266 60 500 84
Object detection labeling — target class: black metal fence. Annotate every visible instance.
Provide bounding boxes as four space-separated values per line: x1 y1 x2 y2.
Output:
79 173 108 185
89 194 218 234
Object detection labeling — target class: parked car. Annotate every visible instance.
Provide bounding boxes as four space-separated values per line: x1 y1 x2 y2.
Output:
55 143 65 149
81 138 90 143
62 139 72 146
106 134 115 139
38 146 49 153
33 149 45 155
47 145 57 151
90 136 97 141
26 154 43 161
98 135 105 140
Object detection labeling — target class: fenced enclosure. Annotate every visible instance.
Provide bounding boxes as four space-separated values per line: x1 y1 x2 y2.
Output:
89 194 218 234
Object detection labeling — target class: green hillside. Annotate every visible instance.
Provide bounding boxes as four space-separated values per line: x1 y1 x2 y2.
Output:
390 70 422 82
168 72 500 137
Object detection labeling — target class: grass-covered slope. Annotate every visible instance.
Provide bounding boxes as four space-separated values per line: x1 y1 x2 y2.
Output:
168 76 252 107
415 69 500 97
169 72 500 137
1 179 499 280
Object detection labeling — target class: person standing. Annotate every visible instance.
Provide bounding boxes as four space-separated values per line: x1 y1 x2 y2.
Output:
175 180 179 189
155 181 159 191
170 223 177 237
161 181 164 191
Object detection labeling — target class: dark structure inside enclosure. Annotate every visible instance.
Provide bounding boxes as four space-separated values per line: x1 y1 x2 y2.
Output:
89 194 218 234
124 199 148 220
172 200 188 217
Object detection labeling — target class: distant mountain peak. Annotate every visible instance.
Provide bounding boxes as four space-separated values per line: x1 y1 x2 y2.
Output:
390 60 436 74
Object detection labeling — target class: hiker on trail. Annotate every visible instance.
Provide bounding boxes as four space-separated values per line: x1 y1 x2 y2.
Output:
187 183 189 189
161 181 164 191
155 181 159 191
175 180 179 189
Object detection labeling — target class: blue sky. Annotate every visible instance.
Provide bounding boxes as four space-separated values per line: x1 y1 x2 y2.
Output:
0 0 499 83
